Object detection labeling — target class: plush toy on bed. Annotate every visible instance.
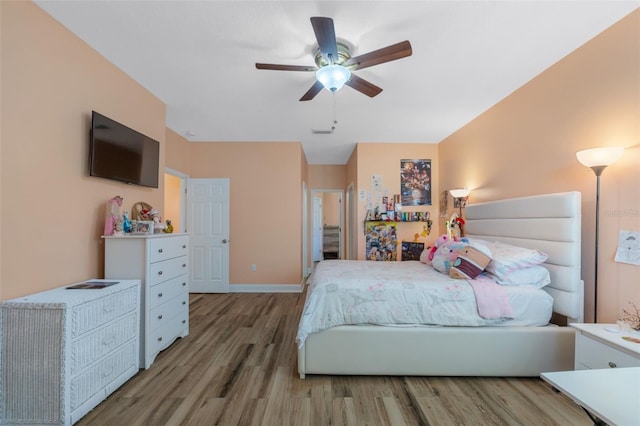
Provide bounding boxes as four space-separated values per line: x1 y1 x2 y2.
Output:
421 234 449 264
449 244 492 279
430 235 470 274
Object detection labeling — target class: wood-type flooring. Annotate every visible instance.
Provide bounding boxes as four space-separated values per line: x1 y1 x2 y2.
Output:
77 290 590 426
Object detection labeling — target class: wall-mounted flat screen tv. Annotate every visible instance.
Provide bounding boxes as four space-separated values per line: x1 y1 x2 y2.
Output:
89 111 159 188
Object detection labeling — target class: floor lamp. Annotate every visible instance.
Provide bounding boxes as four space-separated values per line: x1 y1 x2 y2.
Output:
576 146 624 323
449 188 471 217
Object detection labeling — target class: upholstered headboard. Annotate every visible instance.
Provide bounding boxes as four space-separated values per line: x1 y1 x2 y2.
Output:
465 191 583 322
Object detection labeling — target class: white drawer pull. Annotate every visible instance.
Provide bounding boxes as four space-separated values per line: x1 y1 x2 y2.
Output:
609 361 617 368
158 314 163 320
103 304 115 313
158 248 163 253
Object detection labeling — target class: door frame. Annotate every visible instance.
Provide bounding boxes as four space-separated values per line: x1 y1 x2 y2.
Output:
165 167 189 233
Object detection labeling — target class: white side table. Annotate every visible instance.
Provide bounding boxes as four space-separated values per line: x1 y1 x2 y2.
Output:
570 323 640 370
541 367 640 426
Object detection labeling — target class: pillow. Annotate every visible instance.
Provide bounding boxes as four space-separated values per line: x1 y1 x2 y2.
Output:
449 245 492 280
484 241 548 280
485 265 551 288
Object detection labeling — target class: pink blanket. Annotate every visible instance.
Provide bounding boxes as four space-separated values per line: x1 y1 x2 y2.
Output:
468 276 513 319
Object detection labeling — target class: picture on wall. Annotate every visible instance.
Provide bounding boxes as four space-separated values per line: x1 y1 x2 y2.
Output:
401 241 425 261
365 221 398 261
401 159 431 206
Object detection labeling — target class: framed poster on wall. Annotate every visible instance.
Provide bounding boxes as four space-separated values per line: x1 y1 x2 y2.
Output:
400 159 431 206
365 221 397 261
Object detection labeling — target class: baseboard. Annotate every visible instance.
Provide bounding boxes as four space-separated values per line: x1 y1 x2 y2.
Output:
230 282 304 293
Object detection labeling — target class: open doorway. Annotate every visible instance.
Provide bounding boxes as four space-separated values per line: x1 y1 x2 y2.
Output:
164 168 188 233
311 190 343 261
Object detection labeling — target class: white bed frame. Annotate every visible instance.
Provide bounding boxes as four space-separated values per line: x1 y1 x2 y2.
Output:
298 191 583 378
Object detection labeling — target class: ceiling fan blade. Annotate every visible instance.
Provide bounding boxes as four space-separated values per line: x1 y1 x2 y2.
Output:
345 74 383 98
300 80 324 101
311 17 338 63
344 40 412 71
256 63 317 72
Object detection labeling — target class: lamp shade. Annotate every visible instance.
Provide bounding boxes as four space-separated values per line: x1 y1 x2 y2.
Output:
316 64 351 92
449 188 471 198
576 147 624 167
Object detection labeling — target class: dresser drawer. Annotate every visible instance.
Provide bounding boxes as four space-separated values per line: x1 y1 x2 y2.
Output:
70 311 138 375
71 286 138 338
575 332 640 369
148 256 188 287
149 236 189 263
147 274 188 309
70 339 137 410
149 299 189 354
148 290 189 332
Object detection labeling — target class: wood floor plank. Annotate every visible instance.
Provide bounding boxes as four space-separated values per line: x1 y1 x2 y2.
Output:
76 291 591 426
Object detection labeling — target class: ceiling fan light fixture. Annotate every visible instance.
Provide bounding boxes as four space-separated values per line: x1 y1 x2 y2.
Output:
316 64 351 92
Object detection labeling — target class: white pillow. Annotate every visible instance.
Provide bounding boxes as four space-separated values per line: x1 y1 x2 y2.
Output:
483 241 548 280
485 265 551 288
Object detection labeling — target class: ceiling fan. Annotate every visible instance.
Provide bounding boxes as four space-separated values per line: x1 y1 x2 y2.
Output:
256 17 413 101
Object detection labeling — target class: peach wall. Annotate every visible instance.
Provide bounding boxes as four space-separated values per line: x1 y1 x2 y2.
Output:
189 142 304 285
309 165 346 189
164 173 182 232
438 10 640 323
356 143 440 260
322 192 341 226
165 128 191 174
1 2 165 300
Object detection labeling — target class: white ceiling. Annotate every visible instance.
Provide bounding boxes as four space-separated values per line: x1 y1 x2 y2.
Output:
35 1 639 164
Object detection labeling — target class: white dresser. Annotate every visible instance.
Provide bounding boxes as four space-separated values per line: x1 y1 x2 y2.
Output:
571 323 640 369
104 234 189 369
0 279 140 425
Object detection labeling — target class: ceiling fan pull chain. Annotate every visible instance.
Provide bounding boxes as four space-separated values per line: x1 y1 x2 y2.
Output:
332 92 337 130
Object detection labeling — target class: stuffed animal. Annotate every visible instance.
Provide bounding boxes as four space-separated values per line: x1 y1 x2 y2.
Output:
423 234 450 265
430 236 470 274
449 245 492 279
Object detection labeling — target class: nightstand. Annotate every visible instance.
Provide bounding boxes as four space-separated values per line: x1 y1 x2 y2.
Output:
571 323 640 370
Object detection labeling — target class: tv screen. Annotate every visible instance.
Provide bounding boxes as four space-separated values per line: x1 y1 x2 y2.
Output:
89 111 160 188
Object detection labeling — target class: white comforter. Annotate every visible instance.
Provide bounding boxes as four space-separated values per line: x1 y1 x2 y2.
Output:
296 260 552 347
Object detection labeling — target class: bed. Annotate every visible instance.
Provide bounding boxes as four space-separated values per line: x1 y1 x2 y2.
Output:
297 191 583 378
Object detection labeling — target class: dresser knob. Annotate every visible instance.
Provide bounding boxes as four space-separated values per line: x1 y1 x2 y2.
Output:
182 244 187 249
182 282 186 286
158 314 163 320
158 271 163 275
182 264 187 268
182 301 186 305
158 292 163 298
182 320 186 324
608 361 617 368
158 337 163 342
158 248 163 253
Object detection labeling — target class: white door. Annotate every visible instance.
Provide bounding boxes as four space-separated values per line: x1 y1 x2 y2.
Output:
312 197 323 261
187 178 230 293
